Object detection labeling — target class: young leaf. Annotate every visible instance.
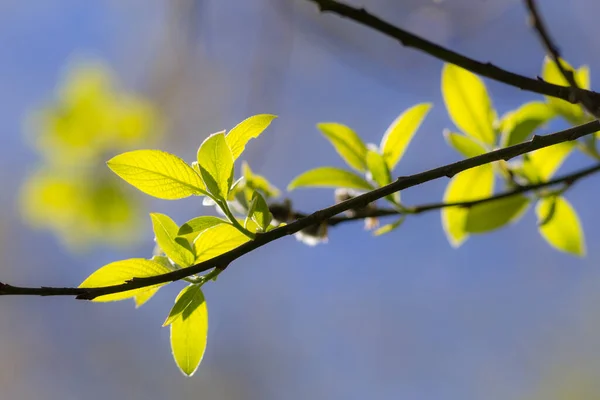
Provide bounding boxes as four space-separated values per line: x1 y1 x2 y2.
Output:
150 213 195 267
499 101 556 147
380 103 432 170
288 167 375 191
465 195 530 233
178 216 229 236
536 196 585 256
79 258 172 303
542 57 589 124
442 64 496 145
197 131 234 200
168 285 208 377
241 161 280 198
366 150 392 187
134 256 174 307
107 150 207 200
441 164 494 247
164 284 203 326
317 123 368 172
443 131 487 158
193 224 251 263
226 114 277 160
525 141 575 182
373 216 405 236
247 191 272 231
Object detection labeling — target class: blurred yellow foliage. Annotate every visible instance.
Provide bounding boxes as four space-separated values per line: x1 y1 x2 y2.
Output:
19 59 161 250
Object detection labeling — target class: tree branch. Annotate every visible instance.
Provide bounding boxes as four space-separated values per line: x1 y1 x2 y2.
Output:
0 120 598 299
306 0 600 105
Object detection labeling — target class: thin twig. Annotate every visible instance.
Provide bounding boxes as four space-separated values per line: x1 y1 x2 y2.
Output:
524 0 600 117
0 120 598 299
305 0 600 105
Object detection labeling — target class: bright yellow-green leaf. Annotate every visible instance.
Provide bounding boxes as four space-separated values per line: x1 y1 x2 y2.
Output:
107 150 207 200
536 196 585 256
197 131 234 200
164 284 203 326
241 161 280 198
79 258 172 303
465 195 530 233
442 64 496 145
443 131 487 158
226 114 277 160
150 213 194 267
525 141 575 182
247 191 272 231
193 224 251 263
366 150 391 187
499 101 556 147
134 287 161 308
542 57 589 124
169 285 208 377
441 164 494 247
288 167 375 191
373 217 405 236
317 123 368 172
178 216 229 236
380 103 431 169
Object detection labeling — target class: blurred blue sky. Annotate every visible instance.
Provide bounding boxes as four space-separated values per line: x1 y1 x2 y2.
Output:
2 1 600 399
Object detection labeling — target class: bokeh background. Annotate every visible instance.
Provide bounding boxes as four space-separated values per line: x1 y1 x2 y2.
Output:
2 0 600 399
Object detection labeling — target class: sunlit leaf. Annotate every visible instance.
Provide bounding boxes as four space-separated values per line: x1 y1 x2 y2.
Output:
499 101 556 147
542 57 589 124
178 216 229 236
318 123 368 172
525 141 575 182
380 103 431 169
150 213 194 267
288 167 374 191
79 258 172 303
441 164 494 247
373 216 405 236
536 196 585 256
241 161 280 198
169 285 208 377
197 131 234 200
443 131 487 158
226 114 277 160
134 255 173 307
366 150 391 187
193 224 251 263
442 64 496 145
247 191 272 231
465 195 530 233
107 150 207 200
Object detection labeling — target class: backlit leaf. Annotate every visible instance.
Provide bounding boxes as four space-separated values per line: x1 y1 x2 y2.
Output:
150 213 194 267
536 196 585 256
441 164 494 247
366 150 391 187
500 101 556 147
134 256 173 307
442 64 496 145
524 141 575 182
465 195 530 233
193 224 251 263
373 217 405 236
241 161 280 198
79 258 172 303
197 131 234 200
247 191 272 231
169 285 208 377
542 57 589 124
288 167 374 191
226 114 277 160
178 216 229 236
318 123 368 172
107 150 207 200
444 131 487 158
380 103 431 169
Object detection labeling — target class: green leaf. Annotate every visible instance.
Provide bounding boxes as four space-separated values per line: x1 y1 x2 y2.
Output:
107 150 208 200
169 285 208 377
193 224 251 263
197 131 234 200
373 217 405 236
465 195 530 233
524 141 575 182
288 167 375 191
499 101 556 147
178 216 229 236
443 131 487 158
226 114 277 160
150 213 195 267
441 164 494 247
241 161 280 198
134 256 173 307
542 57 589 124
366 150 391 187
442 63 496 145
79 258 172 303
536 196 585 256
247 191 272 232
380 103 432 169
318 123 368 172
